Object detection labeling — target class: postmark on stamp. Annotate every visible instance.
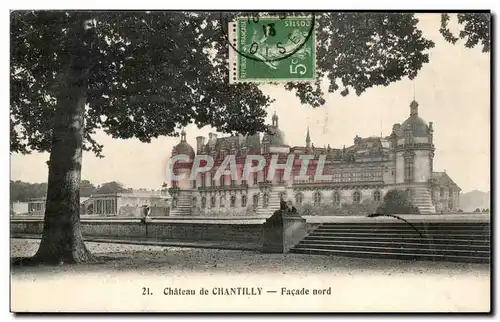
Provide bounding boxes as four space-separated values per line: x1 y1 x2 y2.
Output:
228 14 316 84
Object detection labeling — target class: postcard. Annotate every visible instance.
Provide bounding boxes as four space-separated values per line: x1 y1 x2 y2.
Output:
10 10 491 313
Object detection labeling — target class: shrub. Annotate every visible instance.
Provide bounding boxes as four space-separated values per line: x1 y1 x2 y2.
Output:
375 189 420 215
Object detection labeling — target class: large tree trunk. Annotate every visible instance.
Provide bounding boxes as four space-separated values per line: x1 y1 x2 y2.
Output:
30 15 95 265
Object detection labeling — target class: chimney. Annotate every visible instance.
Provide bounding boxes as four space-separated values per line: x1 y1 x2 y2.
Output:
196 136 205 154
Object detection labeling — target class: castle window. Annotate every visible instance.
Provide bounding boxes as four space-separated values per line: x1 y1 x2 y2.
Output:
333 191 340 205
241 195 247 207
210 196 216 208
295 193 303 206
353 191 361 204
373 190 381 202
201 174 206 188
277 170 284 183
220 196 225 208
253 194 259 208
230 195 236 208
211 173 217 187
263 194 269 208
201 197 206 208
313 192 322 206
404 157 413 182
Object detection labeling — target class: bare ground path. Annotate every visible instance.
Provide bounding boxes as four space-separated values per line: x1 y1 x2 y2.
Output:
10 238 490 312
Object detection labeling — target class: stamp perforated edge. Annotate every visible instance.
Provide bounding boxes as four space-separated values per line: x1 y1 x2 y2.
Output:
228 20 238 85
228 15 318 84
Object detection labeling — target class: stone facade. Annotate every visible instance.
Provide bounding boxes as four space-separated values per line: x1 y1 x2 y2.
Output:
168 100 461 216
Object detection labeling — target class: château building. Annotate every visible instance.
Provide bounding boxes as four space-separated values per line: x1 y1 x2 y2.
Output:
168 100 461 217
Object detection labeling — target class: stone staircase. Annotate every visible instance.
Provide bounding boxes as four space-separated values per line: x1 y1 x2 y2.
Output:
255 185 286 218
411 185 436 214
291 221 490 263
169 191 193 216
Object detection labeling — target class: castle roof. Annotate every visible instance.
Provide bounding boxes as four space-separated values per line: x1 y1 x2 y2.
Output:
401 100 430 137
432 172 461 190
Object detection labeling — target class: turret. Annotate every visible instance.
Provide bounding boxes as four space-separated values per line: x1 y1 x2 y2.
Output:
272 111 279 127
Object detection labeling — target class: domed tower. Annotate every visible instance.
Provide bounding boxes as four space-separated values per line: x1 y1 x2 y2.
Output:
170 129 195 191
262 112 286 153
395 100 436 214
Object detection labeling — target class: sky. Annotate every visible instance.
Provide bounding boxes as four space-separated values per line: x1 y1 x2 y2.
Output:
10 13 491 193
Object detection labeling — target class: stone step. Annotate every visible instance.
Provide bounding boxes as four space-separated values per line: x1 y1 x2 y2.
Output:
292 221 490 263
308 232 489 239
294 243 490 257
300 238 491 249
290 248 489 264
313 227 490 234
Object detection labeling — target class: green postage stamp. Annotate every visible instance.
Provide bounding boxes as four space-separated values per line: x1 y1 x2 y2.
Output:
228 15 316 83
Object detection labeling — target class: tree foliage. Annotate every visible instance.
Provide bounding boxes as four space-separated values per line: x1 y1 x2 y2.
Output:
10 180 48 202
10 179 130 201
11 11 436 156
375 189 420 215
440 13 490 53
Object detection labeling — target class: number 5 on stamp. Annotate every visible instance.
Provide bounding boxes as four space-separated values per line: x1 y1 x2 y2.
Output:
228 15 316 84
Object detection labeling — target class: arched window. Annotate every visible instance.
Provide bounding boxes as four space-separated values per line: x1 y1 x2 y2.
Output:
241 195 247 207
253 194 259 208
295 193 303 206
333 191 340 205
263 194 270 208
373 190 381 202
230 195 236 208
313 192 322 206
353 191 361 204
220 196 225 208
210 196 216 208
201 197 206 208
